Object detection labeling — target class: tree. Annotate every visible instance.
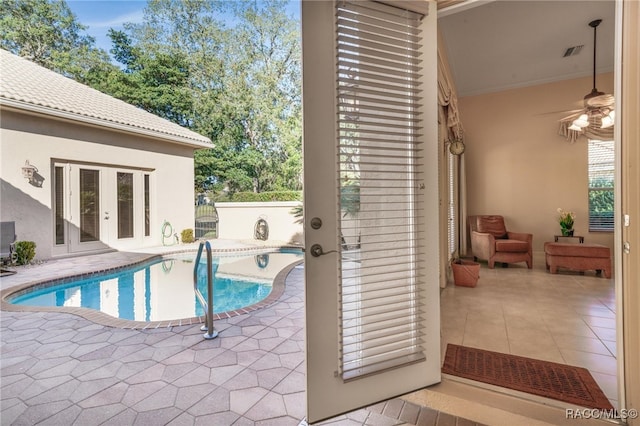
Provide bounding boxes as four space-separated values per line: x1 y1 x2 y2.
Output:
0 0 113 82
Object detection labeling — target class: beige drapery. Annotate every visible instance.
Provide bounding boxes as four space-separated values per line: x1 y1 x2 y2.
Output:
558 112 614 143
437 30 467 286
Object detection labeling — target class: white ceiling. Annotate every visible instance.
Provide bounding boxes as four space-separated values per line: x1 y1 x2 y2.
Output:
437 0 616 98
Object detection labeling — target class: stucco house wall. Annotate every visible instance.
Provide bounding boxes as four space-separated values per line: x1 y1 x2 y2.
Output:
0 50 211 260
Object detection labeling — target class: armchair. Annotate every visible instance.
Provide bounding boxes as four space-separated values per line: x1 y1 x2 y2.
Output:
470 215 532 269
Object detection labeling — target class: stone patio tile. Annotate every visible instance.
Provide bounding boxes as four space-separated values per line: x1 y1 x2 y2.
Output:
37 402 81 425
25 378 80 405
279 352 304 370
222 367 259 390
133 383 178 412
119 346 157 363
73 403 129 426
100 407 138 425
70 377 120 403
163 349 197 365
122 380 167 406
70 329 112 344
18 376 71 400
11 400 74 425
78 382 129 408
1 375 33 397
116 360 157 381
36 329 78 344
232 337 260 352
161 363 199 383
271 339 302 355
362 411 403 425
70 358 115 378
241 325 266 337
152 345 187 362
2 357 38 376
75 360 123 381
237 349 267 367
251 352 283 371
134 406 183 425
272 370 305 394
125 363 166 384
204 349 238 368
257 416 303 426
0 399 27 425
258 336 287 352
75 343 117 360
174 383 218 410
193 411 240 426
209 365 244 386
172 365 213 387
192 347 226 365
219 335 248 349
2 341 43 358
229 386 269 415
282 391 306 420
256 367 291 390
187 386 230 416
244 391 288 421
167 411 196 426
230 416 255 426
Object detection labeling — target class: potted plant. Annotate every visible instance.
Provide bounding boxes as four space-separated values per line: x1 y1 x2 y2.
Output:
451 253 480 287
557 208 576 236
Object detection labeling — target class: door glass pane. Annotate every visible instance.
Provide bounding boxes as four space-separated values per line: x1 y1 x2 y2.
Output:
54 166 65 245
118 172 134 239
80 169 100 242
144 174 150 236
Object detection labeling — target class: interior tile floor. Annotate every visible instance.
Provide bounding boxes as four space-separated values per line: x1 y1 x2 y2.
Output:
441 252 618 408
1 248 617 424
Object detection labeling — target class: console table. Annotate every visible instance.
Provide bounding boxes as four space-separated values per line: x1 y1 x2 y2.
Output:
554 235 585 244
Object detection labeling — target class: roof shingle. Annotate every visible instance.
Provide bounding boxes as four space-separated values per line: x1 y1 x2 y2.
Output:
0 49 211 148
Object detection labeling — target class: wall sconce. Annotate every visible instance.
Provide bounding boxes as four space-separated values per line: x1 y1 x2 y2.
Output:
21 160 45 188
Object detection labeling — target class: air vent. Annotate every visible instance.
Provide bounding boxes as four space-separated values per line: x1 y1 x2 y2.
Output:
563 45 584 57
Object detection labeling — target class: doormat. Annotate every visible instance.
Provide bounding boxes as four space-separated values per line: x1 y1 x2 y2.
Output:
442 344 613 410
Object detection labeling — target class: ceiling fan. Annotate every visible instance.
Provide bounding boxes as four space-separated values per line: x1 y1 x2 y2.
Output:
560 19 615 136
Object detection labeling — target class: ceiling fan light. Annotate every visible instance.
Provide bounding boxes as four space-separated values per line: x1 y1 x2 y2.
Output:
574 114 590 128
609 110 615 121
601 115 613 128
568 123 583 131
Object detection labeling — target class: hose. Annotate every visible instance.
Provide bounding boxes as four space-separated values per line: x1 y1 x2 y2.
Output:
162 221 178 246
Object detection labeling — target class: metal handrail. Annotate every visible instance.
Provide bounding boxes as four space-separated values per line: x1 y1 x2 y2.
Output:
193 241 218 339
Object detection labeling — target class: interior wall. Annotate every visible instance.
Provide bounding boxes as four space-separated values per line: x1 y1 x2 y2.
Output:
458 72 615 254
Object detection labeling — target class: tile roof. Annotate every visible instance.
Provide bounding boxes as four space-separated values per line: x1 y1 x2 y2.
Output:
0 49 212 148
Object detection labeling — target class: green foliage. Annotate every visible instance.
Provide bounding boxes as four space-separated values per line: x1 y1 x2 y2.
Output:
12 241 36 265
180 229 195 244
230 191 302 202
0 0 114 81
290 204 303 225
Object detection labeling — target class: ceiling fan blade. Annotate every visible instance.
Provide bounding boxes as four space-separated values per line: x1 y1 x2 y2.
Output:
585 93 615 108
535 108 583 117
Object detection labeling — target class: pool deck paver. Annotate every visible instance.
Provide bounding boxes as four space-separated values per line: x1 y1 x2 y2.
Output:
1 247 482 425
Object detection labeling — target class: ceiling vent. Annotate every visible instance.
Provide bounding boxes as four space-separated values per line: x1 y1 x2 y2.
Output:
563 45 584 57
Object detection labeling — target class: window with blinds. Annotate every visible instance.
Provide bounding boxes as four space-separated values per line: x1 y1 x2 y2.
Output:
336 0 426 381
588 139 614 232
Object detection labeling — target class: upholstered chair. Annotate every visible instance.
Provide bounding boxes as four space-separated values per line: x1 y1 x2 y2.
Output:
470 215 533 269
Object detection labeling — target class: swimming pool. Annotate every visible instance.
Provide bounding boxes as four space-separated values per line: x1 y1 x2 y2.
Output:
8 249 303 322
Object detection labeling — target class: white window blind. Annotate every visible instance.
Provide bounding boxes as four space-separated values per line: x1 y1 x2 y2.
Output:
588 139 614 232
336 0 426 381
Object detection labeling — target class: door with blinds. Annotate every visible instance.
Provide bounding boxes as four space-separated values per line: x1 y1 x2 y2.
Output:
302 1 440 422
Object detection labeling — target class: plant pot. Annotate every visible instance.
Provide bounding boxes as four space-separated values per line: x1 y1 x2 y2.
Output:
452 260 480 287
561 228 574 237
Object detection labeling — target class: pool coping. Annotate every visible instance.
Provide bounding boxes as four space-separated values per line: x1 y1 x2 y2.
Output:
0 246 304 330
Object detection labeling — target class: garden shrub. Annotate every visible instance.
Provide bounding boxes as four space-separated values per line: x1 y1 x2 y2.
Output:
13 241 36 265
181 229 195 244
230 191 302 202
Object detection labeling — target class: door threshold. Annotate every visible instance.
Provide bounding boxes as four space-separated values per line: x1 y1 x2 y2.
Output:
401 376 620 426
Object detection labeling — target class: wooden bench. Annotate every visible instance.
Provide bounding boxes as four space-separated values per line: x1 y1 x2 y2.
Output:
544 242 611 278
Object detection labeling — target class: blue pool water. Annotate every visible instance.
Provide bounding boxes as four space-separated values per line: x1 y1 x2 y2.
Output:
9 249 303 322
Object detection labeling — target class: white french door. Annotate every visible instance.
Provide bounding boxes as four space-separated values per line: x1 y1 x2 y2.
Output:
52 162 151 255
302 1 441 423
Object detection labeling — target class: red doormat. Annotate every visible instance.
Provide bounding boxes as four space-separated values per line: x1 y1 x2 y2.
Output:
442 344 613 410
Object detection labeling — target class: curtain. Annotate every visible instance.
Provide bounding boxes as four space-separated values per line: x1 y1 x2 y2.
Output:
437 29 466 278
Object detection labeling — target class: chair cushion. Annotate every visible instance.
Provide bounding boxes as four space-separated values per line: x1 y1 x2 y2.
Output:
495 239 529 253
477 216 508 239
544 242 610 258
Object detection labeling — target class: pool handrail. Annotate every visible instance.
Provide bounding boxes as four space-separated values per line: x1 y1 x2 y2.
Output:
193 241 218 339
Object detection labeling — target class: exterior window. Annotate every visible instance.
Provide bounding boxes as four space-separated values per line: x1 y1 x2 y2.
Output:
80 169 100 242
588 139 614 232
117 172 134 238
144 174 150 237
54 166 65 245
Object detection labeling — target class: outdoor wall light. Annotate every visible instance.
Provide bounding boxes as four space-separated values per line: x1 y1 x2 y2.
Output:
21 160 45 187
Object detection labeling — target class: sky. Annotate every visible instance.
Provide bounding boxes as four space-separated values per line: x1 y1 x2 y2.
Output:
66 1 300 55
